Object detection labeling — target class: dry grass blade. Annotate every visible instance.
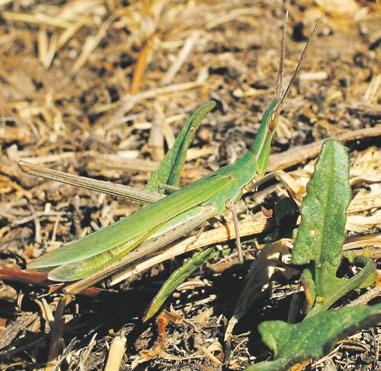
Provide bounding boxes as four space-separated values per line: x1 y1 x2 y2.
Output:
3 11 71 28
110 216 271 285
129 35 154 94
161 31 201 85
224 239 292 351
2 1 381 369
71 15 116 75
268 126 381 172
105 76 208 126
45 299 66 371
104 335 127 371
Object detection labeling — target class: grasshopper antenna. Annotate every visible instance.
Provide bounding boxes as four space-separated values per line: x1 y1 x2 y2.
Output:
275 8 288 99
275 18 321 113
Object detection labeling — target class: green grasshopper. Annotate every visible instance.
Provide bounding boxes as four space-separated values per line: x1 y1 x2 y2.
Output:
22 20 318 295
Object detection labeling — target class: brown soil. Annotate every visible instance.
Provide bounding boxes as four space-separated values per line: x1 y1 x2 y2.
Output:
0 1 380 370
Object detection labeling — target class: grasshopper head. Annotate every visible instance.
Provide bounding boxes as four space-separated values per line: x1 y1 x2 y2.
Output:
268 106 281 132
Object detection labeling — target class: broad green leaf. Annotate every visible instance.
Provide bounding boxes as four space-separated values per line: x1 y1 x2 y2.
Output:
291 139 376 315
246 304 381 371
146 101 216 193
144 246 220 321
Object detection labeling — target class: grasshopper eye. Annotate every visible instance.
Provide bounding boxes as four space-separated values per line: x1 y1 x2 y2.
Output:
269 112 278 130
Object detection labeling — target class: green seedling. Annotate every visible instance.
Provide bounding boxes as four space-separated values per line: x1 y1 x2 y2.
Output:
292 139 377 317
247 303 381 371
246 140 378 370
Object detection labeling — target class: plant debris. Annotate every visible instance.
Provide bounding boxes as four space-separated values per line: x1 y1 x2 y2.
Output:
0 1 380 370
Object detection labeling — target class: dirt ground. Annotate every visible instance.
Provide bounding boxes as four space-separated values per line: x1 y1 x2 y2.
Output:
0 1 380 370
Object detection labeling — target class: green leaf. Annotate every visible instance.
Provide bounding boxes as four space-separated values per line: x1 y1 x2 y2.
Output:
291 139 376 315
144 246 220 322
146 101 216 193
246 304 381 371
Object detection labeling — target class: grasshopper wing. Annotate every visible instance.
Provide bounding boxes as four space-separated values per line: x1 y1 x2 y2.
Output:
48 204 217 282
29 174 231 269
